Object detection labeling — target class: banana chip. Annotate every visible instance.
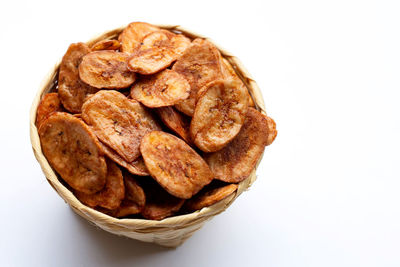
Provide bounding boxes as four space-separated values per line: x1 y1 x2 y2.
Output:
119 22 160 54
79 51 136 89
156 106 192 144
205 108 275 183
58 43 98 113
82 90 161 163
140 178 185 220
39 112 107 194
91 39 121 51
190 80 248 152
140 131 213 199
35 93 62 128
185 183 238 211
173 38 224 116
127 30 191 75
131 69 190 108
75 159 124 210
98 141 149 176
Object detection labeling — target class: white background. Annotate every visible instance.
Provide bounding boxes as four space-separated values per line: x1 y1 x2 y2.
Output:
1 0 399 266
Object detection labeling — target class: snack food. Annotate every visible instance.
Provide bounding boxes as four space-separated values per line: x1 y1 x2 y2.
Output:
79 51 136 89
35 93 62 128
127 30 191 75
35 22 276 225
81 90 161 163
185 183 238 211
58 43 98 113
205 108 276 183
39 112 107 194
91 39 121 51
131 69 190 108
140 131 213 199
173 38 224 116
156 106 192 144
190 79 248 152
74 159 124 210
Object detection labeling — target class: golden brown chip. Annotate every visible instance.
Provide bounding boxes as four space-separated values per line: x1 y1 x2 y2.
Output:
190 79 248 152
90 39 121 51
185 183 238 211
131 69 190 108
140 178 185 220
156 106 192 144
79 51 136 89
98 141 149 176
82 90 161 163
220 57 255 107
205 108 275 183
74 159 124 210
119 22 160 54
173 38 224 116
265 116 278 146
39 112 107 194
35 93 62 128
58 43 98 113
124 173 146 207
140 131 213 199
127 30 191 75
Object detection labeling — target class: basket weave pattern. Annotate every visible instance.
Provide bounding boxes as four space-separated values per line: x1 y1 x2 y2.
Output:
29 25 266 248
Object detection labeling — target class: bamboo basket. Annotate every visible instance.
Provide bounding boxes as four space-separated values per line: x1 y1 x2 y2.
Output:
29 24 267 248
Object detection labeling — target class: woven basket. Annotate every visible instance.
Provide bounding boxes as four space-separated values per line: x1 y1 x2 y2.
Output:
29 24 267 248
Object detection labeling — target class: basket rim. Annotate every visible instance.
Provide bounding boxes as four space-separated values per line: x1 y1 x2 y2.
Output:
29 23 266 229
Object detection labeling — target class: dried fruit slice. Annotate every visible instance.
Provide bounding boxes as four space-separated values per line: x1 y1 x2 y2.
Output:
205 108 275 183
131 69 190 108
75 159 124 210
82 90 161 163
140 178 184 220
266 116 277 146
91 39 121 51
58 43 98 113
39 112 107 194
79 51 136 89
190 80 248 152
35 93 62 128
127 30 191 75
185 183 238 211
156 106 192 144
98 141 149 176
119 22 160 54
220 57 255 107
173 38 224 116
140 131 213 199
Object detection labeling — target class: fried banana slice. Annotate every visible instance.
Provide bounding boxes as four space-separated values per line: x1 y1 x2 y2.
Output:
109 173 146 217
190 80 248 152
91 39 121 51
39 112 107 194
140 178 184 220
140 131 213 199
98 141 149 176
75 159 124 210
131 69 190 108
185 183 238 211
205 108 276 183
79 51 136 89
127 30 191 75
156 106 192 144
221 57 255 107
266 116 278 145
119 22 160 54
82 90 161 163
58 43 98 113
173 38 224 116
35 93 62 128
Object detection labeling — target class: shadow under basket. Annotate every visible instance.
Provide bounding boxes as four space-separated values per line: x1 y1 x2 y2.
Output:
29 24 267 248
